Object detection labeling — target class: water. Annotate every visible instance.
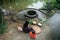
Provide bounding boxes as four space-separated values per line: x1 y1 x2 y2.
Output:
27 1 44 9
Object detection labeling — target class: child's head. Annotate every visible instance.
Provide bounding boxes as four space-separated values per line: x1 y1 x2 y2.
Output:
29 29 37 39
31 30 35 34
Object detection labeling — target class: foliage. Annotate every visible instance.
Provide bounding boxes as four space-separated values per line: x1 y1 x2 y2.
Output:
39 0 60 18
0 8 7 35
0 21 7 35
41 0 60 9
0 0 34 11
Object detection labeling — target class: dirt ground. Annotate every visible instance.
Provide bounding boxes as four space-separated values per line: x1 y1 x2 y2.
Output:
0 16 51 40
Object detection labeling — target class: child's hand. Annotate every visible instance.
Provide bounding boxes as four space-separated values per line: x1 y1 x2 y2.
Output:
36 35 37 37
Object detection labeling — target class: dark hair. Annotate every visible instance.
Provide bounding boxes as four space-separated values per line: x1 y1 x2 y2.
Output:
28 27 33 32
23 21 29 28
31 30 35 34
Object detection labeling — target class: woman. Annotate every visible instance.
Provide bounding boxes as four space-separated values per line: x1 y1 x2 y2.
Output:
18 21 33 33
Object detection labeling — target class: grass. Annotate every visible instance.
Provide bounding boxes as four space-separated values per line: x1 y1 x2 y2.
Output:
0 21 7 35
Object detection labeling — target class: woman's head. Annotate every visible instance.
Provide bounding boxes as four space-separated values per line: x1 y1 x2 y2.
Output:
25 21 29 24
23 21 29 27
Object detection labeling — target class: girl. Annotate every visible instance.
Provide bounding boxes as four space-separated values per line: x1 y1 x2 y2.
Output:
29 30 37 39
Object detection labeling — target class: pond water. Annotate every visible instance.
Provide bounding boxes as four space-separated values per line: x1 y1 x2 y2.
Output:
27 1 44 9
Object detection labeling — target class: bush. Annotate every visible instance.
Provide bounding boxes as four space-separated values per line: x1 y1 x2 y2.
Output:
0 8 7 35
0 21 7 34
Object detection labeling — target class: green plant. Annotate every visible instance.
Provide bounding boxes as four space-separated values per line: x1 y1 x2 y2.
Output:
0 8 7 35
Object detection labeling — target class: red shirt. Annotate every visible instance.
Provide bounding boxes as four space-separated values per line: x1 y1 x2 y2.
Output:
29 32 37 39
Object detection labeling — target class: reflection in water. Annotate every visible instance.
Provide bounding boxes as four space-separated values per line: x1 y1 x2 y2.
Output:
27 1 44 9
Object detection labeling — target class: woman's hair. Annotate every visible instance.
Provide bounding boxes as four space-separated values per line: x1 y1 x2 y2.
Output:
23 21 29 28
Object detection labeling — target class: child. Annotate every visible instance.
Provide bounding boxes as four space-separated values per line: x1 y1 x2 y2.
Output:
29 30 37 39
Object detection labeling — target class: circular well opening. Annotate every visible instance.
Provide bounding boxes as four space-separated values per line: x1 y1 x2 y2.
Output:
27 10 36 15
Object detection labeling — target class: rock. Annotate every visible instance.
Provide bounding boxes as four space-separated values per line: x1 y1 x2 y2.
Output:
46 13 60 40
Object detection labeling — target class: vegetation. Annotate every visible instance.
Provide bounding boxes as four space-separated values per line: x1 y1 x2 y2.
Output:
0 8 7 35
0 0 60 10
39 0 60 18
41 0 60 9
0 0 33 11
